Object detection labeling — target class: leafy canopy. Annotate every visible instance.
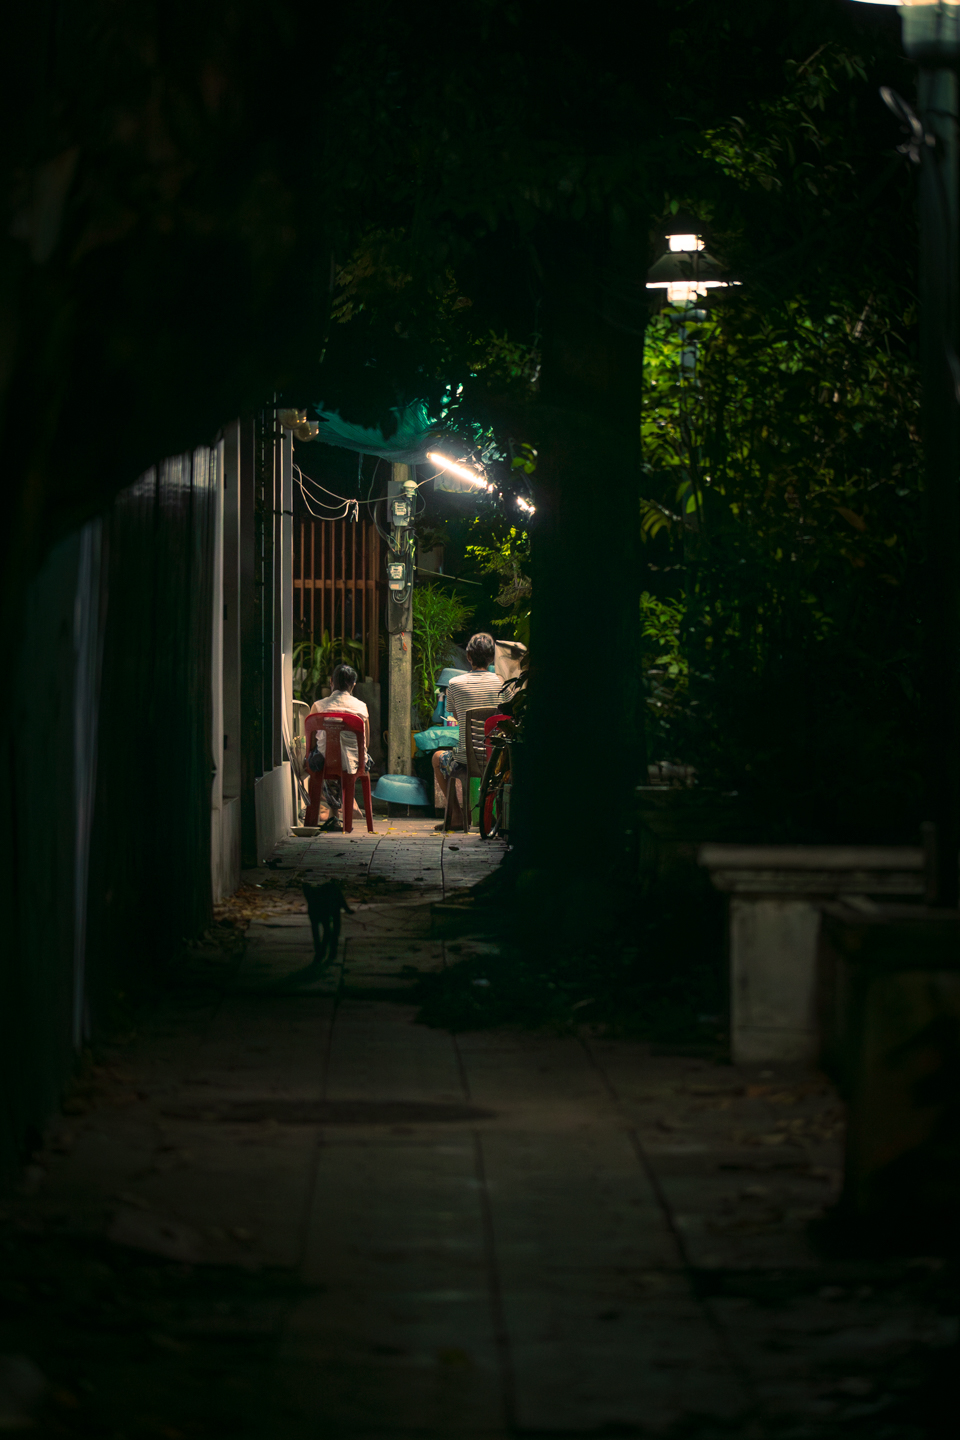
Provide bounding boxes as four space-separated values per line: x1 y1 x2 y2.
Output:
639 43 923 841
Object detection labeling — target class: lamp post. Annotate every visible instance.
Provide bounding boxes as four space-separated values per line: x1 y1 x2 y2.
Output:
853 1 960 904
645 223 735 529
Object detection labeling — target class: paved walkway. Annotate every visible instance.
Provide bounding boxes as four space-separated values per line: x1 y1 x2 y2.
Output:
3 820 955 1438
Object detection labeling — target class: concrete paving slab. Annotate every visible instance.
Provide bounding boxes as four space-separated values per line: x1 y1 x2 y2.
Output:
343 902 435 940
441 836 508 893
280 1288 505 1435
586 1040 845 1272
478 1130 676 1274
302 1134 486 1289
103 1118 318 1268
447 1031 753 1429
504 1287 748 1434
11 827 953 1438
290 1115 505 1434
344 939 445 972
182 996 336 1093
324 1001 465 1106
456 1030 617 1117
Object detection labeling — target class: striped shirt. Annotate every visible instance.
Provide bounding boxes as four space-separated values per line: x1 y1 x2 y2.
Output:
446 670 503 764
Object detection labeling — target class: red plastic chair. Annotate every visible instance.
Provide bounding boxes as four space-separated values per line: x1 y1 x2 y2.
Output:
303 711 374 834
483 711 510 755
481 712 512 834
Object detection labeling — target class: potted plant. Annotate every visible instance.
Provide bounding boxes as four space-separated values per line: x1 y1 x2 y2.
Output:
411 586 474 729
293 629 364 704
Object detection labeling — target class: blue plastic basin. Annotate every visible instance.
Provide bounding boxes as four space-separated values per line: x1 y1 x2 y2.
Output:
373 774 432 807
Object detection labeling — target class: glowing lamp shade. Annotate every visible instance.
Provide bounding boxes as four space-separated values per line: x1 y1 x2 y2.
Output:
667 234 706 252
646 240 732 304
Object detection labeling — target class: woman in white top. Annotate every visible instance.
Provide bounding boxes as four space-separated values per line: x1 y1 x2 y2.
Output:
303 665 371 828
308 664 370 773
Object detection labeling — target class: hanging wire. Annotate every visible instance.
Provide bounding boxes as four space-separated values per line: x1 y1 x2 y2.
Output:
293 463 353 506
294 464 352 518
295 459 403 513
296 484 351 520
365 456 393 545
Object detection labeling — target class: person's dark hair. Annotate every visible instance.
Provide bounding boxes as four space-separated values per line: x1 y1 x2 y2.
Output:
332 663 358 691
465 632 495 668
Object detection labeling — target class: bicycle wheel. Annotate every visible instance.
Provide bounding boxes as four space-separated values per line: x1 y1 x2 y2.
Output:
478 745 509 839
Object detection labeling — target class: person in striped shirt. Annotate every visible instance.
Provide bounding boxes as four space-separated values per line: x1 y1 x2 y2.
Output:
432 632 502 830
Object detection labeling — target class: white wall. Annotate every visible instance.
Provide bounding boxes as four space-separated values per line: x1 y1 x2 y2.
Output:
255 763 293 862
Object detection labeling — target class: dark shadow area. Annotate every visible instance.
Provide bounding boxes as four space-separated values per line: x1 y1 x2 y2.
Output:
418 875 727 1049
159 1099 495 1124
0 1227 313 1438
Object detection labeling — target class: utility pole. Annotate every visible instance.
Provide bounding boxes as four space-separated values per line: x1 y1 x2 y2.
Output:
385 462 416 779
917 58 960 906
855 2 960 903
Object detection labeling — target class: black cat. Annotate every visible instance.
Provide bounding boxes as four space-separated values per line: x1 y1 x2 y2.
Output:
302 879 353 964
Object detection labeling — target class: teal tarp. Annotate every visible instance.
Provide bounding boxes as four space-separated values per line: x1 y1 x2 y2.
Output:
414 725 458 752
313 400 441 464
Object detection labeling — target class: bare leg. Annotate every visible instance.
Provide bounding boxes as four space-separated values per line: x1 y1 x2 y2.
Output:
304 766 324 826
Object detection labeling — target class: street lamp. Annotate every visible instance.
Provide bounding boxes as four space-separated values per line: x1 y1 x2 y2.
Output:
852 0 960 905
645 224 733 307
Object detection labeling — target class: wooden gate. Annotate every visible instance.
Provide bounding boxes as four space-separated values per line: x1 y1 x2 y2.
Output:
294 518 382 681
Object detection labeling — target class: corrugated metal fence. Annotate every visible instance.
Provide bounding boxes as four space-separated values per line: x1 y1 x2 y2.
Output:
294 519 382 681
2 417 298 1182
3 449 219 1177
86 450 218 1025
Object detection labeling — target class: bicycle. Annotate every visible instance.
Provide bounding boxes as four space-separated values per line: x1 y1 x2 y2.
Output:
478 715 515 840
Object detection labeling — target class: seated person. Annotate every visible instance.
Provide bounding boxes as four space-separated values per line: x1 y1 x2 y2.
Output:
304 664 370 826
431 633 502 829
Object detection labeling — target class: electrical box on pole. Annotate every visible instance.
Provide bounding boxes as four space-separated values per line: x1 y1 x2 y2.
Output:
390 495 414 529
386 560 407 593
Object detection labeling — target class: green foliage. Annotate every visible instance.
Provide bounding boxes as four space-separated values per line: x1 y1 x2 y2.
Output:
640 593 689 747
469 333 541 392
465 525 531 645
640 285 925 835
411 585 474 727
510 442 538 476
639 47 925 839
641 293 920 588
330 228 474 336
293 631 364 704
701 46 869 198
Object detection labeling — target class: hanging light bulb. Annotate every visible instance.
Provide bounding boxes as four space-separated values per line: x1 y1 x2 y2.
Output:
277 407 320 440
668 234 705 253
